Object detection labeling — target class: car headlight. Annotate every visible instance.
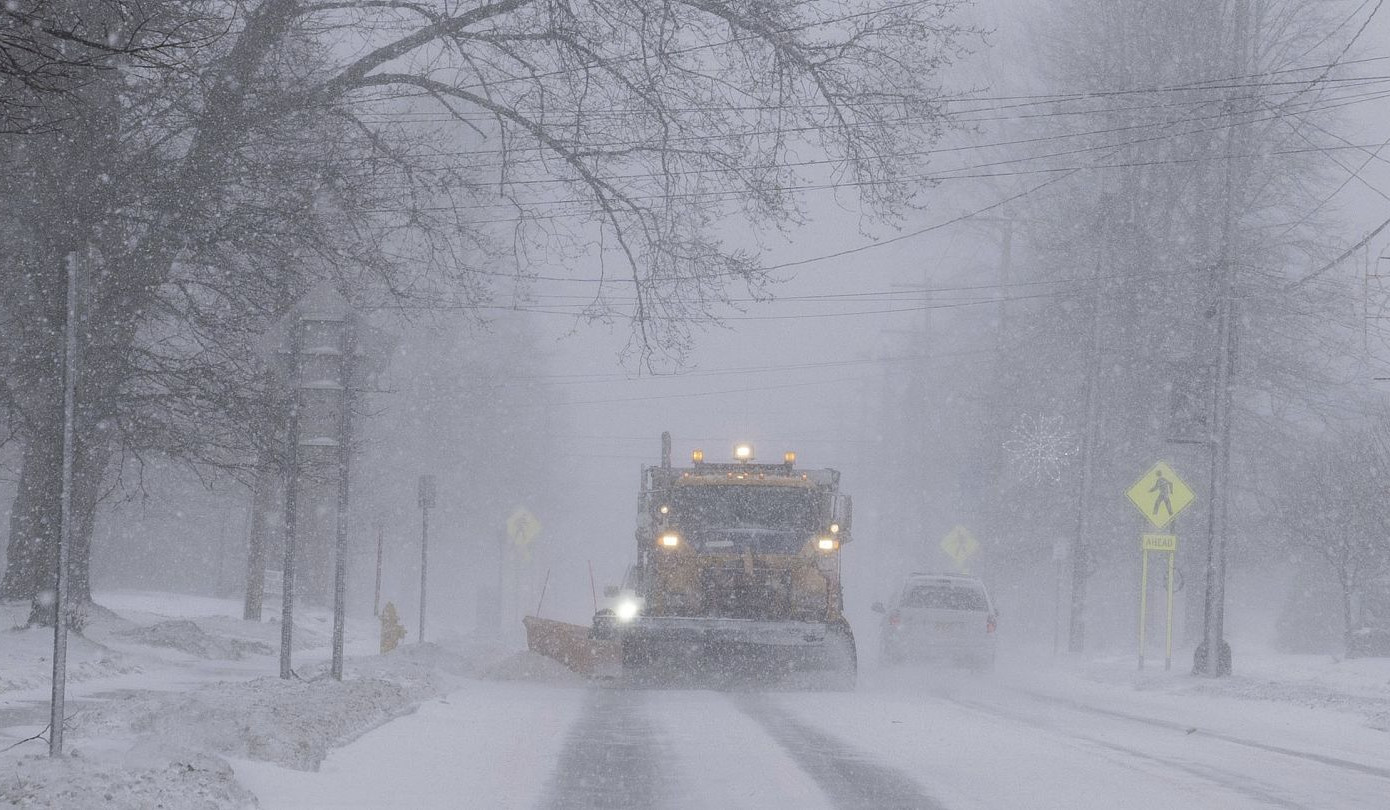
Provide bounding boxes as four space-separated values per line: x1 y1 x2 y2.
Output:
615 599 640 622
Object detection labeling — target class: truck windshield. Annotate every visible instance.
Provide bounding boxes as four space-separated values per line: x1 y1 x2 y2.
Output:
670 485 818 554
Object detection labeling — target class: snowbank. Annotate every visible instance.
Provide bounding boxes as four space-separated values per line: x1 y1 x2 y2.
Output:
74 675 421 771
0 614 142 694
1 591 534 808
1 751 255 810
117 620 275 661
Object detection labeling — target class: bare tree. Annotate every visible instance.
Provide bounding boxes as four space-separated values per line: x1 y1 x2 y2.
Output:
1279 428 1390 655
1 0 976 618
949 0 1371 649
0 0 212 132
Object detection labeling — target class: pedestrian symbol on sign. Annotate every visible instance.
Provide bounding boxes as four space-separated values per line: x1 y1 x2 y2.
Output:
1149 469 1173 519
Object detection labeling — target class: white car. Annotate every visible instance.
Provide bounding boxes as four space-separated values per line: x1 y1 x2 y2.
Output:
874 573 997 671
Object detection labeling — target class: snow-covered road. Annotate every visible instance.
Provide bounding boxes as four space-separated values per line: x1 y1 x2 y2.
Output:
7 593 1386 808
234 668 1390 810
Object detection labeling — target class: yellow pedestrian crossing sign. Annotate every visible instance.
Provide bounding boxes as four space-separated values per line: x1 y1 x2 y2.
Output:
1126 462 1194 529
507 507 541 548
941 526 979 570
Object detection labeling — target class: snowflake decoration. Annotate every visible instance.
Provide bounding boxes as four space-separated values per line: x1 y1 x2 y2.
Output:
1002 413 1079 485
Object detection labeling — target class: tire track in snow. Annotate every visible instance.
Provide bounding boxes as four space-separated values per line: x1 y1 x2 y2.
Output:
540 686 668 810
732 694 947 810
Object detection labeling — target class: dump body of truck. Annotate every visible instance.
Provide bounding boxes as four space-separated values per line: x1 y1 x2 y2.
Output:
593 436 857 687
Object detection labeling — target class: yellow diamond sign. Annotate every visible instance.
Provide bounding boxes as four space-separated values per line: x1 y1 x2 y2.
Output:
1126 462 1194 529
507 507 541 548
941 525 979 570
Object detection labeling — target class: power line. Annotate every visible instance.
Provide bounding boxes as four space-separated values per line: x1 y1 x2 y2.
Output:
327 81 1390 192
354 131 1390 216
335 76 1390 172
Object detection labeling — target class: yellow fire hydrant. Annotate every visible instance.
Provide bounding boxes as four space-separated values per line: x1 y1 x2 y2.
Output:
380 601 407 653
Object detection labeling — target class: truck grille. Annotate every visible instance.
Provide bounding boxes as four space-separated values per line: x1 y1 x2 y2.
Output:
698 563 798 620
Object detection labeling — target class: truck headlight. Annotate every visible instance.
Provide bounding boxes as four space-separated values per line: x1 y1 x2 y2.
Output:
659 532 680 548
615 599 640 622
817 537 839 552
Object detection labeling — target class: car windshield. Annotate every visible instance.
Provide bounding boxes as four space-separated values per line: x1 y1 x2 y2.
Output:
670 485 818 553
902 584 988 611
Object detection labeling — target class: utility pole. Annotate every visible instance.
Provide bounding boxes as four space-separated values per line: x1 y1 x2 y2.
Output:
889 261 935 549
330 316 356 681
417 474 436 643
972 216 1015 354
1195 0 1248 678
50 252 80 757
1070 199 1111 653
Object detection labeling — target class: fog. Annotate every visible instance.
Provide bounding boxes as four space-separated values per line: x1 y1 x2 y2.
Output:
3 0 1390 807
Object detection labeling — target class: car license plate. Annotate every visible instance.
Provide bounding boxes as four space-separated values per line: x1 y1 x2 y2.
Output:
935 622 963 632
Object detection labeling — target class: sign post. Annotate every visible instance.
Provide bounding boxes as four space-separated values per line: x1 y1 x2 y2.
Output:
1138 533 1178 670
1126 461 1193 671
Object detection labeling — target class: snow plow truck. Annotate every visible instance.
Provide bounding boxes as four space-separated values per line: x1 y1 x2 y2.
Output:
588 433 858 687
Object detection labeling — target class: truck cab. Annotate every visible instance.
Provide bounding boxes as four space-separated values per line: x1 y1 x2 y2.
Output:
594 435 857 687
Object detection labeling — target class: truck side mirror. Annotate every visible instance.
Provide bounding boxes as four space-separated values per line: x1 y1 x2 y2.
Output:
871 601 886 614
833 494 853 542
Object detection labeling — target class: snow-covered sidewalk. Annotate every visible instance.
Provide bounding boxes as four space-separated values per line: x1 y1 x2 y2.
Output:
970 645 1390 776
0 591 516 809
232 679 588 810
1006 646 1390 729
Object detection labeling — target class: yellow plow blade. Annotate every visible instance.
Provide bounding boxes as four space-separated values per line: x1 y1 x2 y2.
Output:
523 615 619 677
